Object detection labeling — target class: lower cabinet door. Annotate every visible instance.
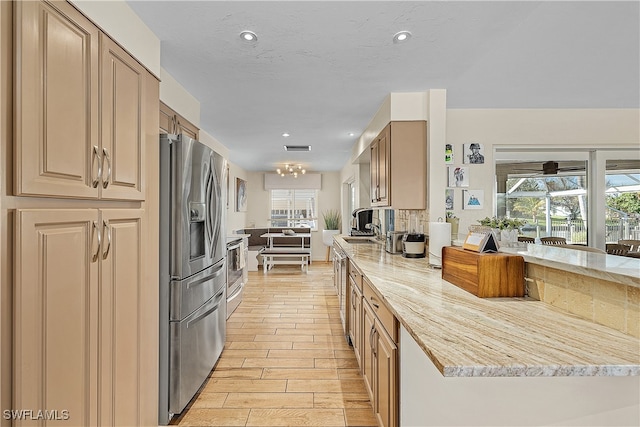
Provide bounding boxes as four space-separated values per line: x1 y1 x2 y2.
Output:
15 209 100 426
99 209 145 426
362 300 376 402
15 208 147 427
375 322 398 427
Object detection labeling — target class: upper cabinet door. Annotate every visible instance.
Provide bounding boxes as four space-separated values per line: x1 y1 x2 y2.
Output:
15 0 100 198
100 35 145 200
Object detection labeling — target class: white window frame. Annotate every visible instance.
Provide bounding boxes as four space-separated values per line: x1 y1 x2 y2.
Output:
269 189 319 231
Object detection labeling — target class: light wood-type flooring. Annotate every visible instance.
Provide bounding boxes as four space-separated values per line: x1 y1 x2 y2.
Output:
171 263 378 427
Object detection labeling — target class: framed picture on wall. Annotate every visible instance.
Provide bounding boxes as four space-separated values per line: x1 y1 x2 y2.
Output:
447 166 469 187
462 189 484 210
445 143 454 164
236 177 247 212
463 143 485 164
445 189 454 210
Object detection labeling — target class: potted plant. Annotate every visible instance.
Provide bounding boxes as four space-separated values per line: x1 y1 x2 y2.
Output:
477 216 526 245
445 212 459 239
321 209 342 247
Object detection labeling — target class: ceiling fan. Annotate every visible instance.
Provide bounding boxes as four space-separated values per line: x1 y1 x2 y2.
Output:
513 161 585 175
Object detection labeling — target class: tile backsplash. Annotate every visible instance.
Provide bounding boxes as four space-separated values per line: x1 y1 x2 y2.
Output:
526 264 639 338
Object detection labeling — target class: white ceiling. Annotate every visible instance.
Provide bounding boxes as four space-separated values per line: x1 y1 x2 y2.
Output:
126 1 639 172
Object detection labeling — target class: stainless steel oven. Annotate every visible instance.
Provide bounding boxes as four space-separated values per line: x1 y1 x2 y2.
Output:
226 238 245 318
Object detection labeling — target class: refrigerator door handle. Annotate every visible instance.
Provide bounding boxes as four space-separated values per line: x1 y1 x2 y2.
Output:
204 165 214 255
208 160 220 257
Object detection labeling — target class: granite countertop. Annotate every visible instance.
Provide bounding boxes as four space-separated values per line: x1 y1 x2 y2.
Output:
334 235 640 378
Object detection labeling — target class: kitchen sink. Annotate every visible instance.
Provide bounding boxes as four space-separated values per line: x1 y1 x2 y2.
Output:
343 237 378 244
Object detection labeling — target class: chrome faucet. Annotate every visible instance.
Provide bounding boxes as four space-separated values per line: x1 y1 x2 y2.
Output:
366 218 383 240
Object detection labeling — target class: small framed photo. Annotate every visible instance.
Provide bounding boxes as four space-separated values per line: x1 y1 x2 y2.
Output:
236 177 247 212
445 144 454 164
445 189 454 210
448 166 469 187
463 143 485 164
463 190 484 210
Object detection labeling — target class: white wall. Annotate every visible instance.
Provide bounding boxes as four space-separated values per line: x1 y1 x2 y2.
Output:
159 69 201 127
70 0 160 77
444 108 640 234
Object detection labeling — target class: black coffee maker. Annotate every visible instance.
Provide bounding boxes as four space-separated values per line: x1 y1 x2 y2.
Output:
350 208 374 236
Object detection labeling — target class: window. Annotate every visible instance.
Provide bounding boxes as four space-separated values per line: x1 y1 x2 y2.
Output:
604 159 640 242
496 149 640 248
270 189 318 230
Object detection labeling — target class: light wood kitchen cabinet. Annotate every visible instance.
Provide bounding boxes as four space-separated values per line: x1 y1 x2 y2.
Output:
370 121 427 209
362 277 398 427
347 260 363 368
159 101 199 140
100 35 146 200
370 124 390 206
10 1 159 425
15 208 144 427
14 0 100 199
15 0 146 200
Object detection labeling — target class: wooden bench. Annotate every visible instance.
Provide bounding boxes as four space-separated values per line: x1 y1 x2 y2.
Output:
262 248 311 273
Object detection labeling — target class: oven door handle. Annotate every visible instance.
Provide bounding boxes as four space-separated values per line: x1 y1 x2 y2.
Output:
227 242 241 251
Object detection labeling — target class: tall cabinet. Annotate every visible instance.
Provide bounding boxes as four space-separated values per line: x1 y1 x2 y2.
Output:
12 1 158 425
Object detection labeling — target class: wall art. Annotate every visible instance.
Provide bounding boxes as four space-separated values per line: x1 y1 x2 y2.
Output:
463 189 484 210
445 143 454 164
445 189 454 210
236 177 247 212
448 166 469 187
463 142 485 164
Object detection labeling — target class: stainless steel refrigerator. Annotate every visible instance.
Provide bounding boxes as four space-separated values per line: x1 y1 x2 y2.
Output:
158 134 227 424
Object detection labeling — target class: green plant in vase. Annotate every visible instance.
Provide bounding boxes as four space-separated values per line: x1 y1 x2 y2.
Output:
321 209 342 248
322 209 341 230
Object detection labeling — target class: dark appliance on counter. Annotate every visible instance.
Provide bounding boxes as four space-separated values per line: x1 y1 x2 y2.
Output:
350 208 374 236
159 134 227 424
226 237 246 318
402 233 426 258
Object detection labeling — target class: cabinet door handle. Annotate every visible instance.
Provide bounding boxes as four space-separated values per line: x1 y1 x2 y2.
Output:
92 221 101 262
102 148 112 189
172 115 177 134
91 146 102 188
370 296 380 309
369 325 377 356
372 329 378 356
102 220 112 260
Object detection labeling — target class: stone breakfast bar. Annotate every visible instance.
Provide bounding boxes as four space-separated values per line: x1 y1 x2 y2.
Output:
334 235 640 427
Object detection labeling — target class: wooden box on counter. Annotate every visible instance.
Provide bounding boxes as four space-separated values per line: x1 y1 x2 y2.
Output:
442 246 524 297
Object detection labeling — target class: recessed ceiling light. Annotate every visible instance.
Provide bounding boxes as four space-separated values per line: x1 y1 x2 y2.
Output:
282 133 290 137
240 31 257 42
393 31 412 43
348 132 355 137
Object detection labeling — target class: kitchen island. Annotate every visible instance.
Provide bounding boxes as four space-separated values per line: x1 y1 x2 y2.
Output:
334 236 640 426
